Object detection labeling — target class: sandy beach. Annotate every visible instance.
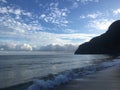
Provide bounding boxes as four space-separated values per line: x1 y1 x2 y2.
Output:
51 64 120 90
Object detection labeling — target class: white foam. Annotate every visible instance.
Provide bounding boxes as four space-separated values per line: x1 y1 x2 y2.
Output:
28 59 120 90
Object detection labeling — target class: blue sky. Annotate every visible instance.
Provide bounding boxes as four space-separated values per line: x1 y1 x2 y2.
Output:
0 0 120 50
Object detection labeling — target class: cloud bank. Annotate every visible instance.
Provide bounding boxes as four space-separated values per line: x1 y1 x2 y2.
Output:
0 43 78 51
40 44 78 51
0 43 33 51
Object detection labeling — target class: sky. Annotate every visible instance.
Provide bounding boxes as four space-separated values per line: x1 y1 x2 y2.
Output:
0 0 120 51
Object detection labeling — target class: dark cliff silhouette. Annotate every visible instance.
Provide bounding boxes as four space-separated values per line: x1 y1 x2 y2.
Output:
75 20 120 54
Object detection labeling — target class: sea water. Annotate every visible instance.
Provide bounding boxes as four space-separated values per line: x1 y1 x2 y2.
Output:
0 51 120 90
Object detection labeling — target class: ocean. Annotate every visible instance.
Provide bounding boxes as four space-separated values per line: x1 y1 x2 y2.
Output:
0 51 120 90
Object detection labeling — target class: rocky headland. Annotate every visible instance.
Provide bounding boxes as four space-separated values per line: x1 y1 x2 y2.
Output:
75 20 120 54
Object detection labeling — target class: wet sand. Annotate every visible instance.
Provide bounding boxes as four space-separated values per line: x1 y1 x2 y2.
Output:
52 65 120 90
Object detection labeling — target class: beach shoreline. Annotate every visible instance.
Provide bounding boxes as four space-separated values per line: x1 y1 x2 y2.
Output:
51 64 120 90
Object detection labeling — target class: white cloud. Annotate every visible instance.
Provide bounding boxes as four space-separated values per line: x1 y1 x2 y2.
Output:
0 27 96 48
80 12 102 19
0 5 97 47
70 0 99 9
88 19 114 30
80 0 99 3
0 5 70 48
59 33 97 43
40 14 46 18
0 5 43 33
80 15 86 19
113 8 120 15
0 43 33 51
72 2 79 8
0 6 43 48
28 32 96 47
0 42 77 51
0 6 32 18
14 9 21 15
0 0 7 3
40 44 78 51
40 3 69 26
18 43 33 51
0 7 7 14
87 13 101 19
0 16 43 33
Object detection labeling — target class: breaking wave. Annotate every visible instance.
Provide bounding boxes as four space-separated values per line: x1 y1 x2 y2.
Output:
28 58 120 90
